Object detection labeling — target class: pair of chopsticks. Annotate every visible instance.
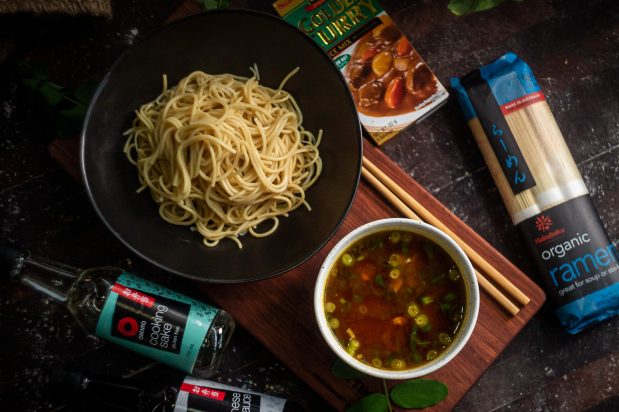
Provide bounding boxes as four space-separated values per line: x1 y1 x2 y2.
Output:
362 157 530 316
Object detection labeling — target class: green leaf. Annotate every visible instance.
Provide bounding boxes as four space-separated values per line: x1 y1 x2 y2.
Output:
197 0 230 11
29 61 50 80
331 358 367 380
22 78 39 91
390 379 448 409
56 105 86 138
39 83 65 107
448 0 509 16
75 80 98 106
346 393 389 412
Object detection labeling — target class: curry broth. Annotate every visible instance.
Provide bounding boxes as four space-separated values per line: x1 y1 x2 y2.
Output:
324 230 466 370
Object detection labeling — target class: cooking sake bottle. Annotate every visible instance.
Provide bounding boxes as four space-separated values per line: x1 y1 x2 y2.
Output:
1 244 235 376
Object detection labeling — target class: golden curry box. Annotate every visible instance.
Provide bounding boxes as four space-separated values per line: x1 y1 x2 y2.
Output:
273 0 449 144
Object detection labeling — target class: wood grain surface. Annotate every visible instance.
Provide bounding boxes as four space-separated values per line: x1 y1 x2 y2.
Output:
48 134 545 410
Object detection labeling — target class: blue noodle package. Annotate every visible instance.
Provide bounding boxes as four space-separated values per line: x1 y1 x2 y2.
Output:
451 52 619 334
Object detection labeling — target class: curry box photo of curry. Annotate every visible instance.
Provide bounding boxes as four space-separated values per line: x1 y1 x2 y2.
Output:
345 15 445 131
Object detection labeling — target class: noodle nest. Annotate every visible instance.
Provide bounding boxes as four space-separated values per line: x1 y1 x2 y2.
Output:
123 68 322 248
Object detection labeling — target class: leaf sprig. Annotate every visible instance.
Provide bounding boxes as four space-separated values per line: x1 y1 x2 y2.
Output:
196 0 230 11
19 62 97 138
448 0 524 16
331 360 448 411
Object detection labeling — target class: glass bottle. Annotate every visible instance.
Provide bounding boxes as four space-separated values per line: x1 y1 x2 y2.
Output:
52 367 305 412
2 244 234 377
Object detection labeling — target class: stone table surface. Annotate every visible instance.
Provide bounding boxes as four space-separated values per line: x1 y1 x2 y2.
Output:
1 0 617 411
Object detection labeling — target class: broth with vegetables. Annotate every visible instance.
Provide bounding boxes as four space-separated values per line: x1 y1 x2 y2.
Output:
323 230 466 370
345 16 438 117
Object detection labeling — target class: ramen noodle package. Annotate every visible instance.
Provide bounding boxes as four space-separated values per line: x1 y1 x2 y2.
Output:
273 0 449 145
451 52 619 334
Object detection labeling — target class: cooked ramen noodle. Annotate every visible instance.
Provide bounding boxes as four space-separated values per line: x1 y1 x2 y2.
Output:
123 68 322 248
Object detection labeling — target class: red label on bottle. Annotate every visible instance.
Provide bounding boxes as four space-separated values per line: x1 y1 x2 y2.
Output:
111 283 155 308
181 383 227 401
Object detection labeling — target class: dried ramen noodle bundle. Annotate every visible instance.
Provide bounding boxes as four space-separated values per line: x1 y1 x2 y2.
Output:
452 52 619 334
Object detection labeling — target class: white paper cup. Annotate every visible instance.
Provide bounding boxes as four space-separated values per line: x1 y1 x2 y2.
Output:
314 218 479 379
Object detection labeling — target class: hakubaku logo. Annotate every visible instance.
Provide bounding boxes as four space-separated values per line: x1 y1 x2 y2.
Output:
117 317 139 337
535 214 553 232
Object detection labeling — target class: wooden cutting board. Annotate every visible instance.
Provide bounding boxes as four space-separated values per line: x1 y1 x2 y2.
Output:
48 2 546 410
51 135 545 411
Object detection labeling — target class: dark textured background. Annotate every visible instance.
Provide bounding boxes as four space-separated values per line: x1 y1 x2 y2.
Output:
1 0 617 410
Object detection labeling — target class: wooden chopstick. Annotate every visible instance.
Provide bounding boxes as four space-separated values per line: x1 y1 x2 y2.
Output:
362 157 531 306
361 164 521 316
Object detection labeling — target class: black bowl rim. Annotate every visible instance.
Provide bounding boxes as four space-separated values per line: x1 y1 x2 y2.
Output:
80 9 363 283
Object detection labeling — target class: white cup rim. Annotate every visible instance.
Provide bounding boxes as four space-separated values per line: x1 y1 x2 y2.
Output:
314 218 479 379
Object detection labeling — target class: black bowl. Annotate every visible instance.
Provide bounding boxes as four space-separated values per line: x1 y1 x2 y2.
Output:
81 10 362 283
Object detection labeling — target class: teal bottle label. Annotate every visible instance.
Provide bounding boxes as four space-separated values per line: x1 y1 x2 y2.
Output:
95 272 217 373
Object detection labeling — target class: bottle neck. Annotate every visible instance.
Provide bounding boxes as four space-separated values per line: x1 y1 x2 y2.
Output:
20 254 82 303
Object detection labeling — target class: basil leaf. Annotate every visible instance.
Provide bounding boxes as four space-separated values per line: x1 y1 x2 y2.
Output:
75 80 98 106
448 0 508 16
57 105 86 138
22 78 39 91
30 62 49 80
346 393 388 412
38 83 65 107
197 0 230 10
390 379 448 408
331 358 367 380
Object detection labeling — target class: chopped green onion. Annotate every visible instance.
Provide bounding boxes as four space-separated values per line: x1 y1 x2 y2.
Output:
416 338 430 346
443 292 457 302
346 338 360 355
430 273 446 283
402 232 412 243
374 274 385 288
412 353 422 363
371 358 382 367
449 267 461 281
426 349 438 361
390 358 406 370
414 314 429 328
401 242 409 254
389 231 401 244
325 302 336 313
407 302 420 318
421 296 434 305
439 302 452 313
328 318 340 329
421 323 432 332
356 255 366 261
389 268 401 279
358 305 368 314
352 294 364 303
423 243 436 260
341 253 354 267
439 332 452 345
339 298 347 304
388 253 400 267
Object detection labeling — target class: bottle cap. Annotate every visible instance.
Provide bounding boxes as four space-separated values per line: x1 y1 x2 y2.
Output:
50 367 88 391
0 242 26 281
